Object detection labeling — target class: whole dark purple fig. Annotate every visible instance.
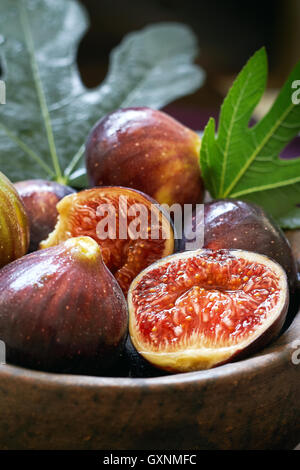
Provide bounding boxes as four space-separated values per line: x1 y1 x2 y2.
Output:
0 236 128 374
14 179 75 252
85 107 204 207
182 199 298 292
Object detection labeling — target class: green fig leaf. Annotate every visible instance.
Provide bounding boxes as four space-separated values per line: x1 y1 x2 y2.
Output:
200 47 300 228
0 0 205 187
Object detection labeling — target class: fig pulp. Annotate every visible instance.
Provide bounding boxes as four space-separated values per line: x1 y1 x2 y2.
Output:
85 107 204 207
15 179 75 252
128 249 289 372
0 236 128 374
0 171 29 268
40 187 175 295
182 199 298 292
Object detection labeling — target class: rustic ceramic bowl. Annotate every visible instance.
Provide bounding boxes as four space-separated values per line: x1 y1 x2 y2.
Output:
0 307 299 450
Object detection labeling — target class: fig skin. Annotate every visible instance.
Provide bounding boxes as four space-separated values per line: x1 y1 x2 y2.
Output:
0 171 29 268
181 199 298 292
128 249 289 373
85 107 204 207
0 236 128 375
14 179 75 252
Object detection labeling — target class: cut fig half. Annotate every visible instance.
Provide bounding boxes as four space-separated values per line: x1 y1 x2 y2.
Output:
128 249 289 373
40 187 175 295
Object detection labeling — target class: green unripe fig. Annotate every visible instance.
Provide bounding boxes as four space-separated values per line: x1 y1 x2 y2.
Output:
0 171 29 267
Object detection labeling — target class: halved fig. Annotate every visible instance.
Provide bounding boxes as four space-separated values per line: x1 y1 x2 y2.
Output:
40 187 175 295
128 249 289 373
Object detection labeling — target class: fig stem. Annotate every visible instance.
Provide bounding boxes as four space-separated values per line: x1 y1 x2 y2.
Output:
19 2 64 183
54 175 68 185
65 236 102 263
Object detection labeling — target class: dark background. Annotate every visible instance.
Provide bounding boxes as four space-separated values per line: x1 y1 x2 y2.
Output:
78 0 300 120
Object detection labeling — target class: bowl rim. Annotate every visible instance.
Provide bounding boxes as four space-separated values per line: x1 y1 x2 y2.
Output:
1 308 299 391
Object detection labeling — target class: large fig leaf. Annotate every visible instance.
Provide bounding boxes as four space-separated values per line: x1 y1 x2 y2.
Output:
0 0 205 187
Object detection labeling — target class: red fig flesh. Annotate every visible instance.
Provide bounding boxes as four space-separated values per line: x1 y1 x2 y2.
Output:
85 107 204 207
0 236 128 374
128 249 289 372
